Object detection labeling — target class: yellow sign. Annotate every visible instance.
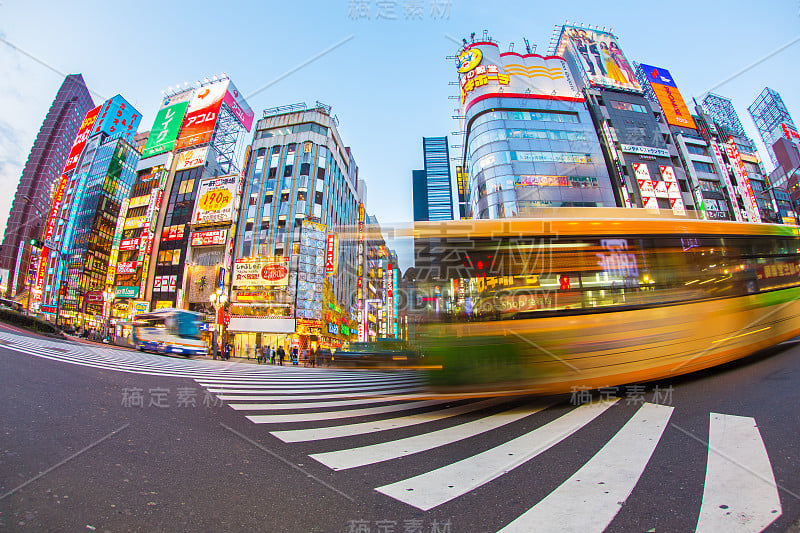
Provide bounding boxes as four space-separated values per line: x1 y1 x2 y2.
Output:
123 216 146 230
457 48 482 73
198 188 233 211
459 65 510 104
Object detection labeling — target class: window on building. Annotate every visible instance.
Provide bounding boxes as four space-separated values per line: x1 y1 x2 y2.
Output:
693 161 716 174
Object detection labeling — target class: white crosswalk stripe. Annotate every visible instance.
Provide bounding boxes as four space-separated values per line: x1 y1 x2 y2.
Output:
695 413 782 533
497 402 673 533
310 402 551 470
375 398 618 511
4 328 790 532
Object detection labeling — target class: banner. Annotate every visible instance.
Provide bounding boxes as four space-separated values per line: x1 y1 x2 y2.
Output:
233 257 289 288
64 106 101 173
175 80 228 150
192 174 238 223
142 101 189 158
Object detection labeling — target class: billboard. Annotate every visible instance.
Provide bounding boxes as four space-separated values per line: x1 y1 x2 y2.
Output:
232 257 290 288
190 229 227 246
175 147 209 171
556 25 641 93
222 80 254 131
175 80 229 150
639 64 697 129
192 174 239 224
325 233 338 276
64 105 101 173
92 95 141 142
457 42 580 109
141 101 190 158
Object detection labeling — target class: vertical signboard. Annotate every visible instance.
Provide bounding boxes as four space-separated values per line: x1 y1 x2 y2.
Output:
325 233 338 277
659 165 685 216
633 163 658 210
64 105 101 173
107 198 130 287
710 141 743 222
357 204 366 341
175 80 229 150
725 139 761 223
222 80 254 131
638 64 697 129
141 101 190 158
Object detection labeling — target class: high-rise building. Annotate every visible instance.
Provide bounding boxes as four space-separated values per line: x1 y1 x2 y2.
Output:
228 102 361 355
32 95 142 324
455 34 615 219
554 26 691 215
748 87 797 168
110 76 254 330
412 137 453 221
702 93 747 139
0 74 93 299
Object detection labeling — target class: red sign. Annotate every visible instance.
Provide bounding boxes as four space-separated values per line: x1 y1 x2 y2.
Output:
119 238 140 251
116 261 139 275
43 175 69 242
85 291 103 304
190 229 227 247
64 105 101 173
261 264 288 281
325 234 337 276
222 312 231 327
175 81 228 150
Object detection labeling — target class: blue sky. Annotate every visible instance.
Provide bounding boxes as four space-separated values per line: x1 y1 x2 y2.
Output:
1 1 798 268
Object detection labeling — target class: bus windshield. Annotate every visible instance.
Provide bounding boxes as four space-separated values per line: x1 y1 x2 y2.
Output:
172 312 201 339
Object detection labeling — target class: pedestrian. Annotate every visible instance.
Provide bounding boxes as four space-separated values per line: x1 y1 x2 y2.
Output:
292 346 299 365
260 344 268 364
277 345 285 366
224 342 231 361
311 346 318 368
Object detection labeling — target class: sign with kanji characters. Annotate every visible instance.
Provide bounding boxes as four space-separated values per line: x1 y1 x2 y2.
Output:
190 229 227 247
192 174 239 224
325 233 338 277
92 95 141 143
64 106 101 173
233 257 289 288
175 80 228 150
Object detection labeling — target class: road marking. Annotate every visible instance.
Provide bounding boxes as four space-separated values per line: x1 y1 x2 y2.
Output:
496 402 673 532
695 413 782 533
215 389 422 402
246 399 454 424
375 399 618 511
229 396 409 411
206 384 421 395
310 403 550 470
271 398 509 443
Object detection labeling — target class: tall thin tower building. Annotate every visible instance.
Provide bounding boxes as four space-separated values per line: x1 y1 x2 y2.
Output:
0 74 94 298
748 87 797 167
413 136 454 221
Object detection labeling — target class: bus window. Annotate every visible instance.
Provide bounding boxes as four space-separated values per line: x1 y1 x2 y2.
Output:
173 313 201 339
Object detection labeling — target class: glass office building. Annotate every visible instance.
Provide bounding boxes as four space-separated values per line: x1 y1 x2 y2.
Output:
456 39 615 219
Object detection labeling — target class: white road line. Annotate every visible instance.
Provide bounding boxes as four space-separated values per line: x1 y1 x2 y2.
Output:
496 402 673 533
695 413 782 533
228 396 408 411
375 399 618 511
271 398 509 443
311 403 550 471
215 389 422 402
246 399 454 424
205 385 421 395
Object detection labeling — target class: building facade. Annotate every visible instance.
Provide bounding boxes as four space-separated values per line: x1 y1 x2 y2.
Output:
456 36 616 219
748 87 797 168
412 136 454 221
1 74 94 299
32 94 142 325
228 102 361 356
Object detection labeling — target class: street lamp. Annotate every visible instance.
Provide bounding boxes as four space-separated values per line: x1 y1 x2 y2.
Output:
104 288 115 343
209 288 228 358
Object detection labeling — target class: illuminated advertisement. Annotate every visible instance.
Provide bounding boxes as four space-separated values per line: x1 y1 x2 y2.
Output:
457 42 579 108
325 233 338 277
190 229 227 246
638 64 697 129
175 80 229 150
192 174 239 224
710 141 743 222
116 261 139 275
107 197 129 286
233 257 289 288
222 80 254 131
556 25 642 93
64 106 101 173
633 163 658 210
175 147 209 171
142 101 190 158
91 95 141 142
780 122 800 144
725 139 761 223
43 175 69 242
297 220 327 320
358 203 365 341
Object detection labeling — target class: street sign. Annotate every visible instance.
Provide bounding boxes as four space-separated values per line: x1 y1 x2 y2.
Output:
222 312 231 327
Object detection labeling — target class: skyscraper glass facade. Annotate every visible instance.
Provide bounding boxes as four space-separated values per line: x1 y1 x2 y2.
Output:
748 87 797 167
422 137 453 220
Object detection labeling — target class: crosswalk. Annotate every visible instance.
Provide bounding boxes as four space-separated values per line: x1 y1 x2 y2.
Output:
1 328 790 532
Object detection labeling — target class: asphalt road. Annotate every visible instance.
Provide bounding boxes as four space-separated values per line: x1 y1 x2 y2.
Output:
1 325 800 532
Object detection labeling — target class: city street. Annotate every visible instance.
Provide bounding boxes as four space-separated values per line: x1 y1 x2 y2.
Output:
1 324 800 532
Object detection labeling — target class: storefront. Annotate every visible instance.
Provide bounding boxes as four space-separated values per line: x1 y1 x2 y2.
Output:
226 316 295 359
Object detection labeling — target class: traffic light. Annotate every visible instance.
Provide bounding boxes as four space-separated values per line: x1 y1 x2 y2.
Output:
29 239 43 248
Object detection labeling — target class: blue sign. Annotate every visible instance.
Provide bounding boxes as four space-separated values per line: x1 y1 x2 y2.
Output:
92 95 142 143
327 322 339 336
638 63 677 88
